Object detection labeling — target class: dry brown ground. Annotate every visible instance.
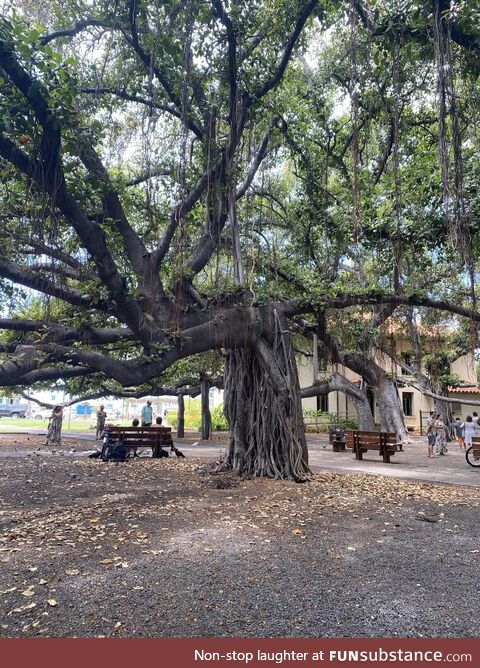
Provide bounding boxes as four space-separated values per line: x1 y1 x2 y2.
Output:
1 436 479 638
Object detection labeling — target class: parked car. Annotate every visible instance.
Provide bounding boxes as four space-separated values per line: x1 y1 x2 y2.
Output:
30 408 54 420
0 399 28 418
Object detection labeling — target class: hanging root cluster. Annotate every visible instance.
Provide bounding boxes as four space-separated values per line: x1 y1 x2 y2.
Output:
432 3 469 260
223 317 310 482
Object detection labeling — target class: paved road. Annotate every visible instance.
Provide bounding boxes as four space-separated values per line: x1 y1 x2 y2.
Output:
1 427 479 487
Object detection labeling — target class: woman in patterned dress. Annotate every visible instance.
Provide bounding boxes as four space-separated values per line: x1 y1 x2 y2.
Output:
45 405 63 446
434 414 448 455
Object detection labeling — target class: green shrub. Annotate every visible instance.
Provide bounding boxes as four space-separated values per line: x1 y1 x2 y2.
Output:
168 411 178 428
211 405 229 431
302 410 358 432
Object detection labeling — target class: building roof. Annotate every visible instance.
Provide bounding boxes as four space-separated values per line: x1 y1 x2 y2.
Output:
448 386 480 394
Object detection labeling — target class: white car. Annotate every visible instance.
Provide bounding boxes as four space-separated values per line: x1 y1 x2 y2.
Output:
31 408 54 420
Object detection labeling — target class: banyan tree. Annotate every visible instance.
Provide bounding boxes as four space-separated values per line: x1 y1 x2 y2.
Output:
1 0 480 480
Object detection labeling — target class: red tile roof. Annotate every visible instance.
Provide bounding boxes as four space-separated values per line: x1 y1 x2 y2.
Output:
448 386 480 394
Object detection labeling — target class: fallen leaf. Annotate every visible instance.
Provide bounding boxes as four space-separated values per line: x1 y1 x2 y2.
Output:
99 559 113 564
292 528 302 535
47 599 58 607
65 569 79 576
12 603 36 613
21 589 35 597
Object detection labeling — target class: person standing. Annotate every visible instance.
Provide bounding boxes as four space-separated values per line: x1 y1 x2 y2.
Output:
426 411 436 458
453 417 465 450
45 405 63 446
141 400 153 427
96 405 107 440
462 415 478 449
434 414 448 455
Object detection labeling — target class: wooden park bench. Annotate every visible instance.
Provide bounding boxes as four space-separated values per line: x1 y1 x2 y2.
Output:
345 430 403 464
101 426 174 460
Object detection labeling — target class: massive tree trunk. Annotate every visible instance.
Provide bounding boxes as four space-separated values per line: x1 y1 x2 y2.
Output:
223 315 310 481
375 375 409 440
177 394 185 438
409 375 454 439
402 307 454 439
317 320 409 442
200 378 211 440
301 371 375 431
433 397 454 439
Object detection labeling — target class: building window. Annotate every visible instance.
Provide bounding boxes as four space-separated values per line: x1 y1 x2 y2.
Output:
317 394 328 412
402 392 414 416
451 402 462 415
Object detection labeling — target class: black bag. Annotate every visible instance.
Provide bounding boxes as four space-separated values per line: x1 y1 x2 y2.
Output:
104 438 127 462
154 447 169 459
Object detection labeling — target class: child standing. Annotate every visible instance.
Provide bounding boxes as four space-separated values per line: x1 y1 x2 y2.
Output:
453 417 465 450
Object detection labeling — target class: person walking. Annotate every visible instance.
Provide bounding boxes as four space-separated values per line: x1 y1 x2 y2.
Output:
45 405 63 446
141 400 153 427
434 414 448 455
453 417 465 450
96 405 107 440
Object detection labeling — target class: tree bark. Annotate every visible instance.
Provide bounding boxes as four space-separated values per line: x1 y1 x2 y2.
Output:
301 371 375 431
371 376 407 438
201 378 211 440
177 394 185 438
223 314 310 481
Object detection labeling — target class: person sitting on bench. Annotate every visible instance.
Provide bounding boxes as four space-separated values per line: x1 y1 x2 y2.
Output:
131 418 140 457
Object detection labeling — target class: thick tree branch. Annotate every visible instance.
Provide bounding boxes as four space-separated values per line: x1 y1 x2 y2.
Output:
235 127 273 200
127 0 203 138
81 87 204 139
0 257 96 308
250 0 318 103
0 43 154 342
79 142 148 277
40 19 115 45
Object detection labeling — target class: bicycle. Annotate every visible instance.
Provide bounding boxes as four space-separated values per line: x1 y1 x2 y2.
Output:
466 438 480 468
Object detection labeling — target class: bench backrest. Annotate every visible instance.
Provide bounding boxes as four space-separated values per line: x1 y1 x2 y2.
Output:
104 426 173 446
345 430 397 447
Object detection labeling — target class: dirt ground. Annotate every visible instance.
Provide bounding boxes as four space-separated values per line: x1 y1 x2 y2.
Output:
1 435 479 638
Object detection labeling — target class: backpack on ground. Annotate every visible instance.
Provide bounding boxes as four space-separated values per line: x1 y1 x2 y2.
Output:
102 438 127 462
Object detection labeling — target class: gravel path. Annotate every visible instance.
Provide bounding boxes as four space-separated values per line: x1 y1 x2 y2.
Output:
1 437 479 638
